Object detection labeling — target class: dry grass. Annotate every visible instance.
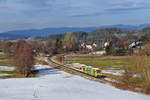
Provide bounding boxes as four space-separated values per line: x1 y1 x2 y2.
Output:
65 56 132 70
115 55 150 94
39 60 49 65
0 70 26 79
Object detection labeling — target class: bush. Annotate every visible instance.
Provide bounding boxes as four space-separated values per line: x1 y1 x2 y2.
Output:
120 43 150 93
56 56 63 63
132 56 150 83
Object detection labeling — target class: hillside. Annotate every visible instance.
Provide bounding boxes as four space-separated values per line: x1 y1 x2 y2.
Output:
0 24 150 40
0 65 149 100
0 27 96 40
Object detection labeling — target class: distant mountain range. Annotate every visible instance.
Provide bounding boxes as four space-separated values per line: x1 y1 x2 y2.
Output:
0 24 150 40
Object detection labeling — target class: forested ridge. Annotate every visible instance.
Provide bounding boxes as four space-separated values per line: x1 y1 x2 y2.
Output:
46 27 150 43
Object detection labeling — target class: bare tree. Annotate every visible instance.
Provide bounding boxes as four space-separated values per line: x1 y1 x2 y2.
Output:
64 32 78 51
14 42 34 77
3 41 13 56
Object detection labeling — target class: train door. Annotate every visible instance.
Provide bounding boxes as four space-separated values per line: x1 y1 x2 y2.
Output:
93 69 95 76
81 65 84 72
85 66 87 73
95 70 97 77
87 67 91 75
78 65 81 71
83 66 85 73
73 63 75 68
91 69 93 76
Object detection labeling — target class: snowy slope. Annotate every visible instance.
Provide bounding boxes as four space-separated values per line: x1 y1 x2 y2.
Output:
0 65 149 100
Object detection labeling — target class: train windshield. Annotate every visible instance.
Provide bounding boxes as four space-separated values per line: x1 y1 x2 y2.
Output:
96 70 101 73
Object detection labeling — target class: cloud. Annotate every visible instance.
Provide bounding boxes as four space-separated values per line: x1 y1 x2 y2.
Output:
0 0 150 32
105 1 149 12
66 0 150 17
2 0 148 18
0 0 53 11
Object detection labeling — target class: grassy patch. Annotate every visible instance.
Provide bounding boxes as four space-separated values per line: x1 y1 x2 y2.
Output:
0 52 13 66
0 70 14 74
0 70 39 79
65 56 132 70
0 70 26 79
0 59 14 66
34 59 39 64
0 53 40 79
0 52 7 60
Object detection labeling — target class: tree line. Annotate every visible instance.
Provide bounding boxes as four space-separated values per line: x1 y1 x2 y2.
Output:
46 27 150 44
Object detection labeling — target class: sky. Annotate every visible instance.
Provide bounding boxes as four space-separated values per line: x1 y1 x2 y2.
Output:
0 0 150 32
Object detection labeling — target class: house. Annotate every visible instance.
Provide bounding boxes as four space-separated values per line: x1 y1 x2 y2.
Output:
80 43 97 51
129 40 143 49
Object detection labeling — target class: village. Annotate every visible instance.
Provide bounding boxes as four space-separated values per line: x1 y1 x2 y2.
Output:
0 0 150 100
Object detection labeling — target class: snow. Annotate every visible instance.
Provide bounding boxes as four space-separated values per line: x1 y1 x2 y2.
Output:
89 51 106 55
0 65 149 100
0 73 14 77
104 77 117 83
102 69 124 76
0 66 15 71
34 65 52 70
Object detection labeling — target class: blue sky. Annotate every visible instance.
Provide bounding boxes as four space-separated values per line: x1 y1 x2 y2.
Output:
0 0 150 32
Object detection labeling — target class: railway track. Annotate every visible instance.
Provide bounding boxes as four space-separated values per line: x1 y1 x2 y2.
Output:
46 56 109 84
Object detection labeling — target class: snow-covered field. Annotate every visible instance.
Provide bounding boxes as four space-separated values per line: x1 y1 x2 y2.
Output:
102 69 124 76
89 51 106 55
0 65 149 100
0 66 15 71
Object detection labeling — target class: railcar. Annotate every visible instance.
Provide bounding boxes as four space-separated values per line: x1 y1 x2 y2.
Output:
80 64 87 73
91 68 102 78
72 63 103 78
87 66 92 75
73 63 81 70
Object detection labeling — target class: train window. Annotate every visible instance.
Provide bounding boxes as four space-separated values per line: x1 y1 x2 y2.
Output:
96 70 101 73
